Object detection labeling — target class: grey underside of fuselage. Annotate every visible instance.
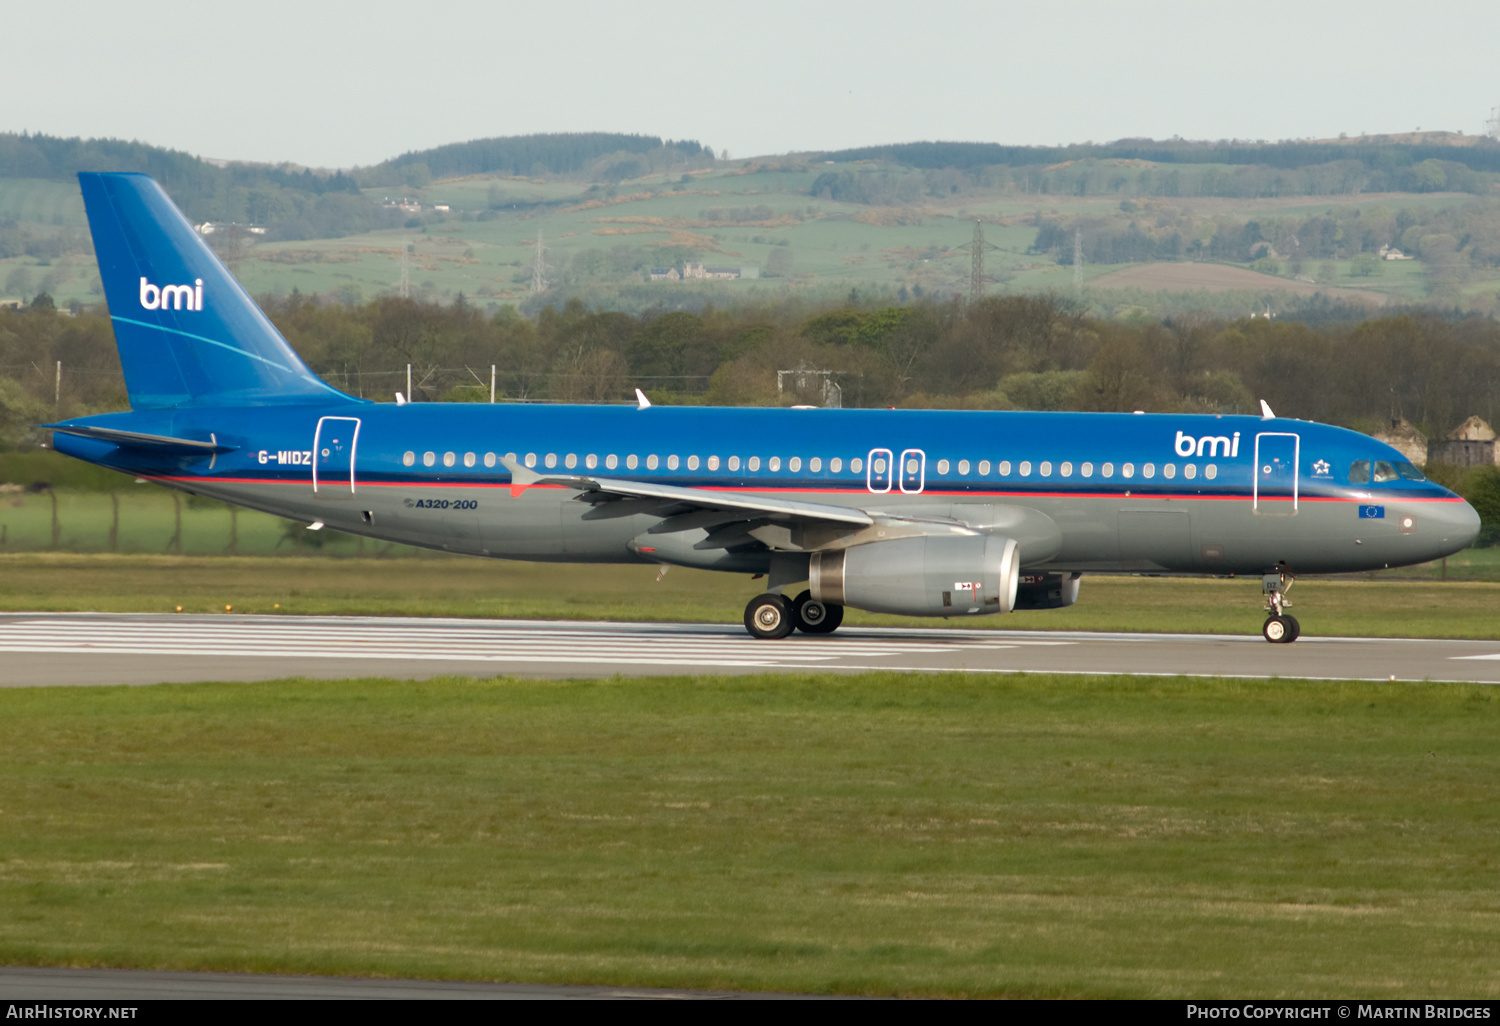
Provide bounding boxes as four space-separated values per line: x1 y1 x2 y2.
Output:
176 478 1454 578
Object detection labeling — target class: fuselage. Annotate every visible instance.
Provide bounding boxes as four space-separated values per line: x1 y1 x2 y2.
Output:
52 402 1480 578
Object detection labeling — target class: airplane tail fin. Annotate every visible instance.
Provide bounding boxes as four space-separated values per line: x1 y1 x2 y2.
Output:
78 172 356 409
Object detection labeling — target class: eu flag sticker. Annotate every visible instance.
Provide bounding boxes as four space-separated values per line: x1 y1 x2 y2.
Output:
1359 505 1385 519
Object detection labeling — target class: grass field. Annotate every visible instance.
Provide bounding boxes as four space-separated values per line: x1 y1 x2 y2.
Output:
2 553 1498 639
1 671 1497 997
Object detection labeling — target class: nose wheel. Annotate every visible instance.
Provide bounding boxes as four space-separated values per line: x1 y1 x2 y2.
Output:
1263 614 1301 644
1261 570 1300 644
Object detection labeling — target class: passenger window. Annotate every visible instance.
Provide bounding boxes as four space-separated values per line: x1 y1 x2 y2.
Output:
1373 460 1399 483
524 453 537 468
403 451 415 467
749 456 761 471
1163 464 1175 479
873 456 887 473
1081 462 1093 477
444 452 457 468
958 460 970 475
626 455 638 470
464 452 476 468
1205 465 1217 480
1348 460 1371 484
565 454 577 469
998 460 1010 475
424 452 436 467
1060 461 1073 477
687 455 699 471
789 457 801 472
850 457 862 473
809 457 821 473
979 460 990 475
1019 461 1032 476
1397 462 1426 481
1122 463 1134 478
605 454 617 469
586 454 598 470
1143 463 1155 479
667 455 679 470
830 457 842 473
729 456 741 471
1039 461 1052 476
937 459 950 474
1102 462 1113 478
769 457 781 472
647 455 659 470
544 453 557 469
1183 464 1196 480
484 453 496 468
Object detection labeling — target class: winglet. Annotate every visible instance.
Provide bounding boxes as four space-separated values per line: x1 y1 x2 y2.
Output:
635 388 652 410
1259 399 1276 420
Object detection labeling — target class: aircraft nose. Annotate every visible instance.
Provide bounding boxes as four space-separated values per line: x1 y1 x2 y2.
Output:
1435 496 1482 554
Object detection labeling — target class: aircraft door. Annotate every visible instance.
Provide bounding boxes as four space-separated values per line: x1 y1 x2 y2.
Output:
867 448 893 493
1253 432 1299 513
313 416 361 500
899 449 926 494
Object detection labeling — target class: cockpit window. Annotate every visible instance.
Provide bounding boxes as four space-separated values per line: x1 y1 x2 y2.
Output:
1348 460 1370 484
1372 460 1400 483
1396 462 1426 481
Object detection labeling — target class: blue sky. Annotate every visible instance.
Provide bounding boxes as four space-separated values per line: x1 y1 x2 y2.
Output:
5 0 1497 168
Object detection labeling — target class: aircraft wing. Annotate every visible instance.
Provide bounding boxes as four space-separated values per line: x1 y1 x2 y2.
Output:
499 456 873 527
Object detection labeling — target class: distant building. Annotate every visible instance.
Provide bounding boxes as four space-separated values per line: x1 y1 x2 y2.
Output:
1372 418 1429 467
1378 245 1413 261
653 262 740 282
1428 416 1498 467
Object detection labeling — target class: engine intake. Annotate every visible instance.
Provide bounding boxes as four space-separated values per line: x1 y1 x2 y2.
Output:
810 535 1020 618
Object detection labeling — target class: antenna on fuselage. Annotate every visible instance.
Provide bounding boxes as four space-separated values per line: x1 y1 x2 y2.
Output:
1260 399 1276 420
635 388 652 410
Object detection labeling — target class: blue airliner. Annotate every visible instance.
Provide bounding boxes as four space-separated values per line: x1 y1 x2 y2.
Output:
47 173 1481 642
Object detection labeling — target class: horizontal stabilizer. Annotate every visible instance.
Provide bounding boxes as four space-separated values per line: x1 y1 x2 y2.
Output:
44 423 236 455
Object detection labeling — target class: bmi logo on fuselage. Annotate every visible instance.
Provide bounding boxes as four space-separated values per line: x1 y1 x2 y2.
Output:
139 277 204 312
1174 430 1241 459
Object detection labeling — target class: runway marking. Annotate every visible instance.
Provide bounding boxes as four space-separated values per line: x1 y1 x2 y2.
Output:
1451 653 1500 661
0 617 1073 669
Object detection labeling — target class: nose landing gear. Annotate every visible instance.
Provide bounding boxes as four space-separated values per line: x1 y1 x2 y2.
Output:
1262 570 1300 644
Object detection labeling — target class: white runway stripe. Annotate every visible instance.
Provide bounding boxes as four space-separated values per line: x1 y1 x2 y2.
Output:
0 616 1067 667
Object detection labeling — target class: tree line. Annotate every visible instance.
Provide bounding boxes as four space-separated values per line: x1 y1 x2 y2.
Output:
4 290 1500 435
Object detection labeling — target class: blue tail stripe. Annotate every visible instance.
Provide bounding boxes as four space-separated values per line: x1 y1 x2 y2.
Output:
109 315 298 373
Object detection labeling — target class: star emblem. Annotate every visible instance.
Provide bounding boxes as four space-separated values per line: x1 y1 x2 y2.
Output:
1312 459 1330 477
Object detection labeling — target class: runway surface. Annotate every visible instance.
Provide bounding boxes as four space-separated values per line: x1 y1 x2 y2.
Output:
0 966 806 1000
1 612 1497 685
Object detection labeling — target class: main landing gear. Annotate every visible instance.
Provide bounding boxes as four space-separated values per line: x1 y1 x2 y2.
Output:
1261 570 1300 644
743 590 844 640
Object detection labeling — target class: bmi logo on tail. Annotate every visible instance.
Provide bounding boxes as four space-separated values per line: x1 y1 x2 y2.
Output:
139 277 204 311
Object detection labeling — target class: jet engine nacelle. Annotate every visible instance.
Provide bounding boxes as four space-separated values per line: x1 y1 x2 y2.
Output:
809 535 1020 618
1013 572 1081 610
